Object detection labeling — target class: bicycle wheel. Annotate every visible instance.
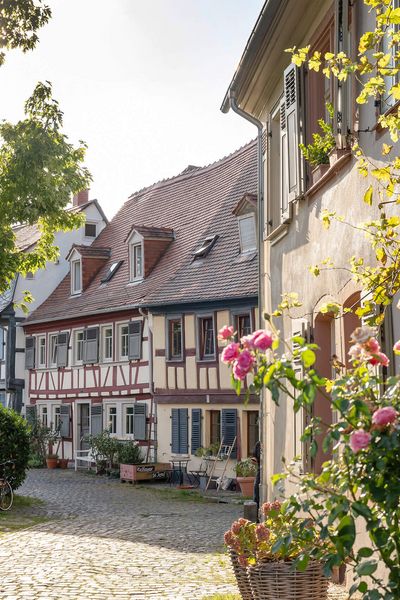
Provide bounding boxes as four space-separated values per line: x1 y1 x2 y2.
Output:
0 480 13 511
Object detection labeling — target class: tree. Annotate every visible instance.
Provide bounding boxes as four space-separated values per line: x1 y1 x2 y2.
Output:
0 1 91 298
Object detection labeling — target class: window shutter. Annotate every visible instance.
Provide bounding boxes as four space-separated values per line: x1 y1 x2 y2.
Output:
239 216 256 252
284 63 304 202
280 97 290 221
334 0 349 148
25 336 36 370
221 408 237 458
83 327 99 364
57 333 69 368
59 404 71 437
133 403 147 440
25 405 37 425
0 327 4 361
171 408 188 454
91 404 103 436
128 321 142 360
191 408 202 454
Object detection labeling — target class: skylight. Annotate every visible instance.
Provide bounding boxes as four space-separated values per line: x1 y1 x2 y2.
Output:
101 260 123 283
193 235 219 259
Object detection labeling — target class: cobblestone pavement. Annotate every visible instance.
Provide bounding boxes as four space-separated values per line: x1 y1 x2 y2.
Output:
0 469 241 600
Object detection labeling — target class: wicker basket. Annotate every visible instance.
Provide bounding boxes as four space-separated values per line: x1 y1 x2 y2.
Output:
248 559 329 600
229 550 254 600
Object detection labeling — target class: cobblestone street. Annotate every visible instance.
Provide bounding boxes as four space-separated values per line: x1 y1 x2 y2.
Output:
0 469 241 600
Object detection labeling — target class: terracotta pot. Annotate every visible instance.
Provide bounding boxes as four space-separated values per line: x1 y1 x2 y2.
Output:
46 457 58 469
311 163 329 185
58 458 69 469
328 146 350 167
236 476 255 497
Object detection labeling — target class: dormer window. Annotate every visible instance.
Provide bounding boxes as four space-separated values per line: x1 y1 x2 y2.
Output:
71 259 82 295
193 235 218 259
238 214 256 253
130 242 143 281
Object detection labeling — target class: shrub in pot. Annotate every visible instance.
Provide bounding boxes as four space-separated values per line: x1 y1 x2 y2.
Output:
0 406 30 489
45 453 58 469
118 441 144 481
235 458 257 497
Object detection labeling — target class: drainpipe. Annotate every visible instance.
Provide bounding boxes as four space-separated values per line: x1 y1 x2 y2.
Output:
228 92 267 505
139 307 156 462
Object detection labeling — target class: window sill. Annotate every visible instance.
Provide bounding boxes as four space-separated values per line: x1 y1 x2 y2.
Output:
264 222 290 246
166 358 185 365
305 150 352 199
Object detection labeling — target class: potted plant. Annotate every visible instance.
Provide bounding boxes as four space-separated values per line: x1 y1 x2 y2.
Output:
235 458 257 497
299 103 335 185
224 502 331 599
45 452 58 469
118 441 144 481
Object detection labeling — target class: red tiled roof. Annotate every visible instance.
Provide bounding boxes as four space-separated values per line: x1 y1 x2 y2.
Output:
26 140 258 323
66 245 111 260
125 225 175 242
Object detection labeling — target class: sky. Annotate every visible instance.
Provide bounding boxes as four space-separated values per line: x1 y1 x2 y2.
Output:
0 0 264 219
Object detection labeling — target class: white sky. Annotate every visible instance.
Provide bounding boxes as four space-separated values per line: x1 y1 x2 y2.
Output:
0 0 264 218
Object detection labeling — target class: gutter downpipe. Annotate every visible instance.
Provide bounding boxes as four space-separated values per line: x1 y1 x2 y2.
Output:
139 306 156 462
228 92 267 506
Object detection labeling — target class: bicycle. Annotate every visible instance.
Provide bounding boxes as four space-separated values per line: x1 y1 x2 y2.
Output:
0 460 14 511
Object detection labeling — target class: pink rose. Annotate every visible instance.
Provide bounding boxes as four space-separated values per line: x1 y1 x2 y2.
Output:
218 325 234 341
369 352 389 367
351 326 377 344
365 337 380 353
237 349 254 371
233 362 247 380
372 406 398 428
224 530 234 546
231 521 242 535
394 341 400 355
251 330 273 351
221 342 240 364
241 334 255 349
348 343 362 361
349 429 371 453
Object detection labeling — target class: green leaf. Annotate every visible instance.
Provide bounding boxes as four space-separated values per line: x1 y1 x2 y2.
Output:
364 184 373 205
352 502 373 520
301 349 316 368
356 559 378 577
337 515 356 551
357 547 374 558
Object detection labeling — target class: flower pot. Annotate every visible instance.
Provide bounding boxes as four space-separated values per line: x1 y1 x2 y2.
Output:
248 559 329 599
46 457 58 469
236 476 255 497
58 458 69 469
311 163 329 185
229 550 254 600
328 146 350 167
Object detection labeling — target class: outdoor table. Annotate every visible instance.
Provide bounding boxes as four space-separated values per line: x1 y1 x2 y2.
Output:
169 459 190 485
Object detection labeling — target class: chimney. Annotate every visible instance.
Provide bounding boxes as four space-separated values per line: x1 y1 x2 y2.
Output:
72 189 89 207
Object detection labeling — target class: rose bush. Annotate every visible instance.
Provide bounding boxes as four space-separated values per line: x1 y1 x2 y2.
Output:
220 323 400 599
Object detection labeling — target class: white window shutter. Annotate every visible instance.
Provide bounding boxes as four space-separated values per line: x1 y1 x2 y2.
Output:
83 327 99 364
59 404 71 437
57 333 69 368
91 404 103 436
239 216 256 252
25 336 36 370
284 63 304 202
133 403 147 440
128 321 142 360
334 0 349 148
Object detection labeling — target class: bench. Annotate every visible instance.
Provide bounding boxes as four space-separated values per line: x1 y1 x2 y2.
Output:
74 449 96 471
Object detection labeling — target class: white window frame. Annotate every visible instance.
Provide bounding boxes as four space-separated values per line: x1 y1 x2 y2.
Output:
52 405 61 431
118 323 129 361
101 325 113 363
71 258 82 295
73 329 84 365
38 404 48 427
37 335 46 368
106 404 118 435
49 334 58 368
123 404 135 437
129 242 144 282
238 213 257 253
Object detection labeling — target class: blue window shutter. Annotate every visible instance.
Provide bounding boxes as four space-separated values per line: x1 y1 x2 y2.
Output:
133 403 147 440
59 404 71 438
91 404 103 436
57 333 69 368
221 408 237 458
25 405 37 425
171 408 188 454
25 336 35 369
83 327 99 364
171 409 180 453
179 408 188 454
191 409 202 454
128 321 142 360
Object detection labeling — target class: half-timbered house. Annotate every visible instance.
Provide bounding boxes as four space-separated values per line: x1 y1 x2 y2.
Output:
24 141 259 466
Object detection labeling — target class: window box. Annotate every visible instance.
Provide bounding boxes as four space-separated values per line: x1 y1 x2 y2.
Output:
328 146 350 167
311 163 330 186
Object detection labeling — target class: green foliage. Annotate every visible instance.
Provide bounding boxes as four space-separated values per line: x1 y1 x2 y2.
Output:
0 0 51 66
0 81 91 295
0 406 30 490
28 418 60 464
299 104 335 167
235 458 257 477
117 442 144 465
86 430 121 469
194 443 220 457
